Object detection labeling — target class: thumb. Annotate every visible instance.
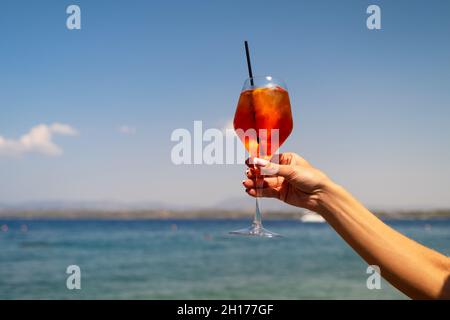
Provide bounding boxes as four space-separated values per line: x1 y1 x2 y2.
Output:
253 157 295 178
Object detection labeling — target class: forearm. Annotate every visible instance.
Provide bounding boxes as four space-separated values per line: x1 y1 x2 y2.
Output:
317 181 450 299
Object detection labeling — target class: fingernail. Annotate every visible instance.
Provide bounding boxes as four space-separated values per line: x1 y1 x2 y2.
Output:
253 157 269 166
242 180 246 185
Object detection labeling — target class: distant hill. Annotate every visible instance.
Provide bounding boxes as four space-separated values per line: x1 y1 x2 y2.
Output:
0 207 449 220
0 200 169 211
1 199 450 220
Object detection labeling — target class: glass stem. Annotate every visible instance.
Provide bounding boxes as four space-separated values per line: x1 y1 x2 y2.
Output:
253 165 263 229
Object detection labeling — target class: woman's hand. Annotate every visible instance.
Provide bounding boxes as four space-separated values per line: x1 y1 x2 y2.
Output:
242 153 331 213
242 152 450 299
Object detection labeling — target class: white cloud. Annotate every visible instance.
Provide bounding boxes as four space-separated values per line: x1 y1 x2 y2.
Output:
0 123 78 157
118 125 137 135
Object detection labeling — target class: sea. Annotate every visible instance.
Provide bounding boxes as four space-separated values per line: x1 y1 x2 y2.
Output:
0 219 449 299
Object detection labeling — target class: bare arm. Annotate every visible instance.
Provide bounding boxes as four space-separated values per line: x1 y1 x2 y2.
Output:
243 153 450 299
319 181 450 299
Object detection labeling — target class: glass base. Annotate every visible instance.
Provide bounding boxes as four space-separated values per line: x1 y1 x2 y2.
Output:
229 222 281 238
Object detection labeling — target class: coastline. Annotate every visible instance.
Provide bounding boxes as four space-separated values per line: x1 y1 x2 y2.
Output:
1 209 450 220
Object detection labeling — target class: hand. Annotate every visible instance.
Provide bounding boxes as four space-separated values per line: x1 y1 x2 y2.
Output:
244 154 450 300
243 153 331 213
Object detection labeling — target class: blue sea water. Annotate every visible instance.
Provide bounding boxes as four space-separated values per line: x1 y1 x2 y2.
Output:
0 219 449 299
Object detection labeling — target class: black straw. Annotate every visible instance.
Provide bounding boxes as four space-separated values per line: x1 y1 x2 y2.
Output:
244 41 254 86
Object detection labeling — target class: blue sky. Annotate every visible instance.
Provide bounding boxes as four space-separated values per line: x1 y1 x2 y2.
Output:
1 0 450 209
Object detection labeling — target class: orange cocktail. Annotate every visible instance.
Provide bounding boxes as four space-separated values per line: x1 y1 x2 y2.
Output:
234 85 293 158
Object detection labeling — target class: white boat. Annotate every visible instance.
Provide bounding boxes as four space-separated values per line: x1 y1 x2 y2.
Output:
299 211 326 223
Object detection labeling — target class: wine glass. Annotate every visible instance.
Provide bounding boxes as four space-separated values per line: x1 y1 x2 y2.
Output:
230 76 293 238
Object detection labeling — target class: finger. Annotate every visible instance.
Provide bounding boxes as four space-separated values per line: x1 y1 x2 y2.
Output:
253 157 296 179
242 179 255 189
246 166 280 179
242 178 279 189
245 157 254 168
246 167 271 179
245 187 279 199
245 157 270 168
271 153 312 168
246 168 256 179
